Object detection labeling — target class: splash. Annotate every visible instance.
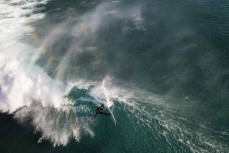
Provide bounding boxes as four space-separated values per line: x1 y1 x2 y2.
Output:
0 0 95 146
1 1 228 152
0 1 132 144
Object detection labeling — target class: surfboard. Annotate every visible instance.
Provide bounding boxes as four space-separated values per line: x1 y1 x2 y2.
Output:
96 102 116 125
87 91 116 125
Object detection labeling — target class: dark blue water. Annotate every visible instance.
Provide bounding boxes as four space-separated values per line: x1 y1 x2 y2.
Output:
0 0 229 152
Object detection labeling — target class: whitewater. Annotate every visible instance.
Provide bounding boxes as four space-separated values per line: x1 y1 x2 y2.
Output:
0 0 229 152
0 0 135 146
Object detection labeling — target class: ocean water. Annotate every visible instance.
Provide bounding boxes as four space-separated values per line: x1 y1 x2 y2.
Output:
0 0 229 152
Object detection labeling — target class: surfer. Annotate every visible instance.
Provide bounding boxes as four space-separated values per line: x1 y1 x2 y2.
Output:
93 105 111 119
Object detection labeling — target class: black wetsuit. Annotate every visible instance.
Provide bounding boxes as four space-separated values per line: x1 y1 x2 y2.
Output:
93 106 111 118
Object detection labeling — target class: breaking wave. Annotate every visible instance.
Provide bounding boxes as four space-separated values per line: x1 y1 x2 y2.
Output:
0 1 228 152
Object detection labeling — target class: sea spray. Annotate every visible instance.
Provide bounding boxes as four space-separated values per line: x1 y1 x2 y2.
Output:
0 0 94 146
0 1 229 152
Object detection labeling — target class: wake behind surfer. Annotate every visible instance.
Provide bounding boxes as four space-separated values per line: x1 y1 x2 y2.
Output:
93 105 111 119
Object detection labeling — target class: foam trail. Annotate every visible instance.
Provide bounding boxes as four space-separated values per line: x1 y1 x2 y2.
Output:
101 78 116 125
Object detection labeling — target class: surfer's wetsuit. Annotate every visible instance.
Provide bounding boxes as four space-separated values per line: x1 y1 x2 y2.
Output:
93 105 111 118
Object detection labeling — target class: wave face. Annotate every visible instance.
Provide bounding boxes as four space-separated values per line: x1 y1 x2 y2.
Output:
0 0 229 152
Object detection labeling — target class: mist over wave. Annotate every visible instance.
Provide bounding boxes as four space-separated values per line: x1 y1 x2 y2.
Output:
0 0 229 152
0 1 136 146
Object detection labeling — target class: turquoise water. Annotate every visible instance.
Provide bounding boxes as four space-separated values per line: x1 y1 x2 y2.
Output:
0 0 229 152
